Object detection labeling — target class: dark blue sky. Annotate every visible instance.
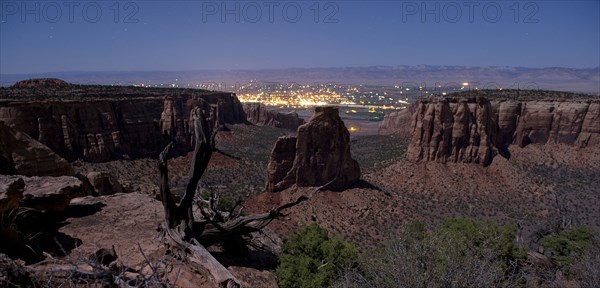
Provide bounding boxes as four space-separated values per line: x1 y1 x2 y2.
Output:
1 1 599 74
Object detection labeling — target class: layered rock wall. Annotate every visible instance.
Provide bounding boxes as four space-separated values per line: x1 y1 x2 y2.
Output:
403 97 600 165
0 93 246 162
243 103 305 130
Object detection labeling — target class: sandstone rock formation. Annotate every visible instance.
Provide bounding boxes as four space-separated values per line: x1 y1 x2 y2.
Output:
0 89 246 162
86 172 123 195
243 103 305 130
0 122 74 176
378 104 417 137
265 136 297 192
160 96 240 148
576 102 600 147
266 107 360 191
0 175 83 213
404 97 600 166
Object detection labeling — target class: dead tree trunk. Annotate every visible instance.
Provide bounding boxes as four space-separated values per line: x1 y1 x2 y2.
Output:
159 107 215 237
158 106 336 288
159 107 239 287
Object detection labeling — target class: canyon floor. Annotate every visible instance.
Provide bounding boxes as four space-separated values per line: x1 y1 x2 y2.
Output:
75 122 600 251
5 119 597 286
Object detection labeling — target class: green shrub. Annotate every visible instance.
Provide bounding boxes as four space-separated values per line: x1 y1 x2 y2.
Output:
540 226 596 266
276 223 358 288
335 218 528 288
437 218 528 262
199 190 236 211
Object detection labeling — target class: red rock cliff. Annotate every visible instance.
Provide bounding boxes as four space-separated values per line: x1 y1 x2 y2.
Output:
0 93 246 162
403 97 600 166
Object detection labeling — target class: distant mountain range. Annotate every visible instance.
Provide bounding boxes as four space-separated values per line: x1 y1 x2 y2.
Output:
1 66 598 94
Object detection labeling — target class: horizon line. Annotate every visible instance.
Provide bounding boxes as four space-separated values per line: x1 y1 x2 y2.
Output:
2 65 600 76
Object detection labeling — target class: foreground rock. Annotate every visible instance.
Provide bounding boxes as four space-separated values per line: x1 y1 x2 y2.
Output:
0 175 83 213
404 97 600 165
59 193 279 287
243 103 305 130
266 106 361 191
60 193 165 267
0 177 24 213
0 122 74 176
0 253 31 286
85 172 123 195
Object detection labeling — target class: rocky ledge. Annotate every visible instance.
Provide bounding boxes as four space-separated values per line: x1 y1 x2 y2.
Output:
0 175 83 213
1 121 74 176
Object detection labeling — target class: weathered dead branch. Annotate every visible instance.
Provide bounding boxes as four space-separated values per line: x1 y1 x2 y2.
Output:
157 106 335 287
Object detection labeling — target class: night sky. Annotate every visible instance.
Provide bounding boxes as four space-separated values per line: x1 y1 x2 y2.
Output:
1 1 599 74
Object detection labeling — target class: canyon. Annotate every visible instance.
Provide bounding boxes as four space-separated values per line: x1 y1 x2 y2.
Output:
2 80 599 287
0 81 246 162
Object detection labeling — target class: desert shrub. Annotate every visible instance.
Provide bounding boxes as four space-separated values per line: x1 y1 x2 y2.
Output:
539 226 596 267
334 218 528 288
276 223 358 288
217 195 236 211
437 218 527 262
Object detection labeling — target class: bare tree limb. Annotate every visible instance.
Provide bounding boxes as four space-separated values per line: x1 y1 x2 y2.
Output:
157 105 338 287
195 178 337 245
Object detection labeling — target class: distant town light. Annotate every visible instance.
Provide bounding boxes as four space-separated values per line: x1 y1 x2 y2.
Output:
462 82 469 86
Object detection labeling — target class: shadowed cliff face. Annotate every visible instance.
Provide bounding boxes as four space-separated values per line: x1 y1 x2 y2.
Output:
0 122 74 176
378 104 417 137
402 97 600 166
242 103 305 130
0 93 246 162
